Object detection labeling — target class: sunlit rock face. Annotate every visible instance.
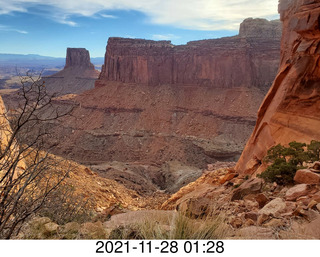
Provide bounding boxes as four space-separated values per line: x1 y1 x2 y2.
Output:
98 18 281 90
236 0 320 175
46 18 282 168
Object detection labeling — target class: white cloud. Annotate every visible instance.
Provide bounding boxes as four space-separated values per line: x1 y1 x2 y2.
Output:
0 0 27 15
54 15 77 26
100 14 117 19
152 34 180 41
0 0 279 30
0 24 28 34
16 29 28 34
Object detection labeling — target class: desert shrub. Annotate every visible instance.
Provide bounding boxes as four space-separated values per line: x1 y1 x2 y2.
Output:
307 140 320 162
259 141 320 185
0 73 74 238
38 184 95 225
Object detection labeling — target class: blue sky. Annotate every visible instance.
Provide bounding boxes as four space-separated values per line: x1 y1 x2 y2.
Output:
0 0 279 57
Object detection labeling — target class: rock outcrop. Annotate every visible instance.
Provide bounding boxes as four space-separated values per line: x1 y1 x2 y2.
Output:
236 0 320 175
98 18 281 90
239 18 282 38
161 162 320 239
46 19 281 172
65 48 95 69
43 48 99 95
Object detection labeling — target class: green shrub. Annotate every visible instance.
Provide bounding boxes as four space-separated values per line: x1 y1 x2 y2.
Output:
307 140 320 162
258 140 320 185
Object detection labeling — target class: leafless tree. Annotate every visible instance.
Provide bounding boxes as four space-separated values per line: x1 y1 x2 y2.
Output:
0 73 72 238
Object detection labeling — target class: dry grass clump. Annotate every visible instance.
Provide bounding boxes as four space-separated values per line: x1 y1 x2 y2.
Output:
109 211 230 240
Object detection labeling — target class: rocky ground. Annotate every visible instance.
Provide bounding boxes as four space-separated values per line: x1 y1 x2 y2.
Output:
14 161 320 239
161 161 320 239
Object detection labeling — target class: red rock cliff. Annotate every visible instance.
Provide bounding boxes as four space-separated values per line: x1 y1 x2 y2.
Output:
47 19 282 168
44 48 99 95
236 0 320 175
65 48 95 70
98 18 281 89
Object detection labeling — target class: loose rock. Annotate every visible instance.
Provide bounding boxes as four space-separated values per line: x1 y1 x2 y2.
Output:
285 184 310 201
294 169 320 184
258 198 286 216
231 178 263 201
255 193 270 208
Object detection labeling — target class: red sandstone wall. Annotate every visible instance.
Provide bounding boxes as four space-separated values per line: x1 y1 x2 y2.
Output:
236 0 320 175
98 19 281 90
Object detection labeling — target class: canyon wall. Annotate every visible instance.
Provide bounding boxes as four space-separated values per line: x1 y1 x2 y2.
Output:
49 19 282 169
43 48 99 95
98 18 281 90
236 0 320 175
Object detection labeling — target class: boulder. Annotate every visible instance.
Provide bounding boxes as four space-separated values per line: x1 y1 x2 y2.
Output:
24 217 59 239
231 178 263 201
307 200 318 210
244 219 255 226
304 217 320 239
262 218 284 228
296 196 311 206
258 198 286 216
285 184 310 201
257 213 270 225
255 193 270 208
244 212 258 221
294 169 320 184
61 222 81 239
80 222 108 239
281 201 297 216
44 222 59 235
30 217 51 229
179 197 213 219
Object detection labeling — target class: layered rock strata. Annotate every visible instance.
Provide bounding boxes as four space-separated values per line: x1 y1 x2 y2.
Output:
43 48 99 95
98 18 281 90
49 19 281 172
236 0 320 175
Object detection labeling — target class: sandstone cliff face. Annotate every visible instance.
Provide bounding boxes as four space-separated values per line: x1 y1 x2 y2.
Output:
239 18 282 38
47 19 282 169
236 0 320 175
65 48 95 69
43 48 99 95
98 18 281 90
